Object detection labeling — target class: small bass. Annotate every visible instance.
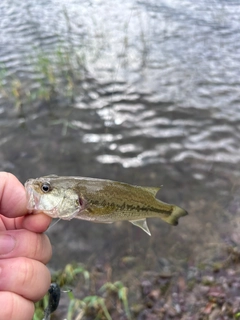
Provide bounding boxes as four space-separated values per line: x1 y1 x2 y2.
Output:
25 175 188 236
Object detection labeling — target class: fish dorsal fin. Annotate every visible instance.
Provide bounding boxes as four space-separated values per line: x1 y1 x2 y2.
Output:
142 186 162 197
130 219 151 236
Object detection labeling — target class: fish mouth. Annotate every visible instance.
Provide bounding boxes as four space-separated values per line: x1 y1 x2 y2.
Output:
25 180 41 212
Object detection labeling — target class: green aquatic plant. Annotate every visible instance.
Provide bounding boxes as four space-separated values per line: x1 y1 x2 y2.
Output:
83 296 112 320
33 263 90 319
66 281 131 320
100 281 132 320
66 75 75 102
0 65 8 98
0 2 151 111
11 79 23 110
33 293 49 320
66 294 112 320
52 263 90 288
67 296 84 320
0 65 25 111
50 118 79 136
36 53 56 86
33 262 133 320
30 44 83 103
32 51 57 101
0 5 140 110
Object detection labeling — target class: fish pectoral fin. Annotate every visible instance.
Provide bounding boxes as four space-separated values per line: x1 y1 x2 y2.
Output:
130 219 151 236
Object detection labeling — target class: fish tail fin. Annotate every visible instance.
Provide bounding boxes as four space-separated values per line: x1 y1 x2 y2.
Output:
161 205 188 226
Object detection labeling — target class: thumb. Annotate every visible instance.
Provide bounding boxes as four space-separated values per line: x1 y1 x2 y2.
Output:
0 172 27 218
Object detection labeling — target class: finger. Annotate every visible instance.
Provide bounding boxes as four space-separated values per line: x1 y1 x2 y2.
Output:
0 215 22 231
0 172 27 218
0 230 52 264
1 212 52 233
21 212 52 233
0 257 51 301
0 291 34 320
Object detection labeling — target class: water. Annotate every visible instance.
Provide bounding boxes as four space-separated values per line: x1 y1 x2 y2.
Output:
1 0 240 296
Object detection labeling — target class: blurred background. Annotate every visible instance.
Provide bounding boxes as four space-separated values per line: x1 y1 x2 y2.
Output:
1 0 240 318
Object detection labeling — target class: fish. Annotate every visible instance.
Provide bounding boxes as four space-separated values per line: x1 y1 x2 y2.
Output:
25 175 188 236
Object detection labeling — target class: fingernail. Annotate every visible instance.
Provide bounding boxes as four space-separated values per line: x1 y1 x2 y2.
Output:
0 234 16 255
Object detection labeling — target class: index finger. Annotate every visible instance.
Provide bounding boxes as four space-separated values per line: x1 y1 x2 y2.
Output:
0 172 27 218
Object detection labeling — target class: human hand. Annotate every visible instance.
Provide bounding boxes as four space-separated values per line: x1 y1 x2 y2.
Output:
0 172 52 320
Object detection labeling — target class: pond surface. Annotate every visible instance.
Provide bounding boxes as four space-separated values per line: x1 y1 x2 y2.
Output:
1 0 240 295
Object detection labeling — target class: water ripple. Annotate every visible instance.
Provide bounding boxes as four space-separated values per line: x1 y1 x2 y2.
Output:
1 0 240 174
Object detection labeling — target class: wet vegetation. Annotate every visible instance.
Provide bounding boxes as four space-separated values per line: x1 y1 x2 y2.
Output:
0 9 90 113
0 43 82 111
34 263 131 320
34 248 240 320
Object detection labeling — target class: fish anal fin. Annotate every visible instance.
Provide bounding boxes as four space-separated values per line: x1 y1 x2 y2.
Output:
130 219 151 236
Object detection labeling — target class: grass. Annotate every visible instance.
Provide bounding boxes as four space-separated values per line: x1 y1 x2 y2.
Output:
0 66 25 111
100 281 132 320
29 45 80 103
34 262 132 320
0 4 150 116
67 295 112 320
0 4 95 111
0 32 86 113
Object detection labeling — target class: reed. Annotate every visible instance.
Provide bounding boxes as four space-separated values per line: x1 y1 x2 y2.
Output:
0 5 148 113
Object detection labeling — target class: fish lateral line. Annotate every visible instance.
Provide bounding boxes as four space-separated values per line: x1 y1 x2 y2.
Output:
88 199 173 215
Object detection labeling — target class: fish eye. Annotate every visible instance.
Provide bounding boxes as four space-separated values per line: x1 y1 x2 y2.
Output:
41 182 51 193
